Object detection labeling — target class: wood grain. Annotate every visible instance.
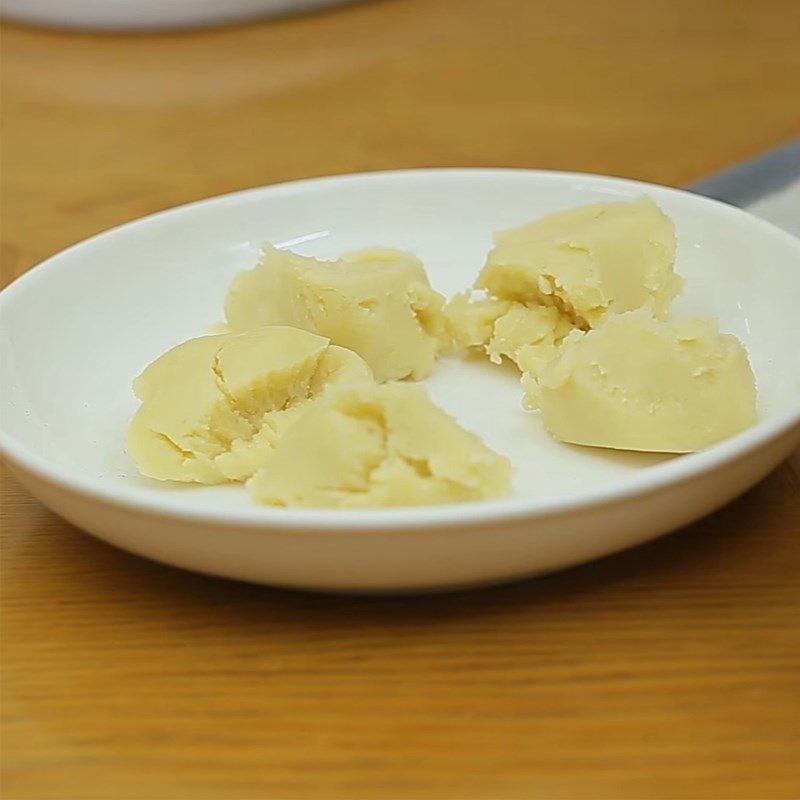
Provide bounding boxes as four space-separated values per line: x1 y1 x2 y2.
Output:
1 1 799 798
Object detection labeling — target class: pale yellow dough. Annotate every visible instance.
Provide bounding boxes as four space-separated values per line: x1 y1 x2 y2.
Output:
127 198 758 505
477 198 682 328
127 326 372 484
224 245 445 382
442 293 512 351
248 382 513 508
443 293 573 370
530 312 757 453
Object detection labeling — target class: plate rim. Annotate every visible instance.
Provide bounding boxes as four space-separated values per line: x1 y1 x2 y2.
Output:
2 167 799 532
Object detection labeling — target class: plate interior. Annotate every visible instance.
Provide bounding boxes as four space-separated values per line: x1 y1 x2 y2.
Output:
2 171 799 515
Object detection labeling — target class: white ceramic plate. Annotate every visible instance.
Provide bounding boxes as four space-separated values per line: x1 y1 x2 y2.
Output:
2 169 799 592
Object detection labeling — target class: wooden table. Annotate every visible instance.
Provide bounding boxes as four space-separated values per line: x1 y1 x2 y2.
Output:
2 2 799 797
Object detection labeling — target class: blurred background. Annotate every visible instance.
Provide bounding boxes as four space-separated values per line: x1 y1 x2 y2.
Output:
2 0 799 286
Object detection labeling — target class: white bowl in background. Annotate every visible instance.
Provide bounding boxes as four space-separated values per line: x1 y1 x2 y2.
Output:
1 169 799 592
1 0 359 31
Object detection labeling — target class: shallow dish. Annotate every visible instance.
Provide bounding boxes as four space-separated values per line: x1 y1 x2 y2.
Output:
1 169 799 592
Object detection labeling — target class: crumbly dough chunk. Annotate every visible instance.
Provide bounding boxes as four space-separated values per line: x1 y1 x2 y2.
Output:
224 245 445 382
442 293 512 352
443 293 574 370
486 302 574 366
127 326 372 483
530 312 757 453
477 198 682 328
248 382 513 508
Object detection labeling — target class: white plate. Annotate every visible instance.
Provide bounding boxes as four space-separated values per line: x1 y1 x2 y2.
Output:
2 169 799 593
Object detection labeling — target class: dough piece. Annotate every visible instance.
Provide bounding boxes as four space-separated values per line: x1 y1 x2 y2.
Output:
249 382 513 508
442 293 573 370
477 198 681 328
442 292 512 352
486 302 574 366
224 245 446 382
530 312 757 453
127 326 372 484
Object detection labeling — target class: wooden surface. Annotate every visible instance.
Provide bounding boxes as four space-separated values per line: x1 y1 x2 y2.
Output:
1 1 799 798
